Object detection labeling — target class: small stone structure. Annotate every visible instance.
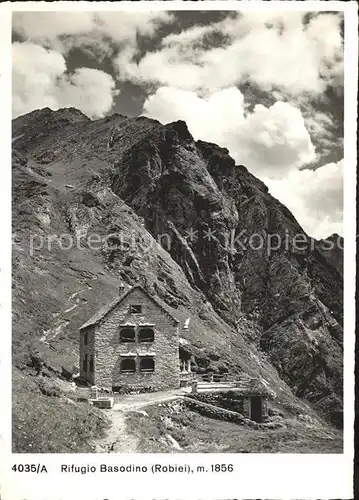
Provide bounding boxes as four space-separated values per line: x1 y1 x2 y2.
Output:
191 376 270 422
80 284 181 391
88 385 114 408
90 397 114 409
226 377 270 422
242 395 268 422
96 398 114 409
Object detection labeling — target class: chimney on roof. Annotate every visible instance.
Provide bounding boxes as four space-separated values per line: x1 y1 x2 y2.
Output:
119 283 126 296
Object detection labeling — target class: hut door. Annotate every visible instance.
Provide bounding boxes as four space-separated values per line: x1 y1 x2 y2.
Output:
250 396 262 422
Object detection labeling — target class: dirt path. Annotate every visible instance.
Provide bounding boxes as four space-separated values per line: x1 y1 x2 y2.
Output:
94 410 138 453
93 388 190 453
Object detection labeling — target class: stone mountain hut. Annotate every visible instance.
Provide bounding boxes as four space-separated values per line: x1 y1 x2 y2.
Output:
79 284 191 391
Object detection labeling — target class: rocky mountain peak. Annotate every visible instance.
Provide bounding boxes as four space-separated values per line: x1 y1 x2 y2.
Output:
13 106 90 128
164 119 194 144
316 233 344 277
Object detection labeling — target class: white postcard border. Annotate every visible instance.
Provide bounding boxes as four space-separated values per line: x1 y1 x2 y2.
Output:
0 2 356 499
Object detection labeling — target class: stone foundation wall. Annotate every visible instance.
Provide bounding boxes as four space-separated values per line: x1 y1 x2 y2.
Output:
242 397 251 419
262 398 269 418
183 397 257 427
93 288 179 390
190 392 245 413
188 392 268 421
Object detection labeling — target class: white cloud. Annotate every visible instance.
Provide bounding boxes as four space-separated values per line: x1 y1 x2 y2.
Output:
54 68 118 119
93 11 174 43
142 86 316 178
305 14 343 64
12 42 118 119
12 42 66 117
264 160 343 239
305 111 334 138
237 101 316 175
12 11 174 55
115 12 343 95
13 12 94 39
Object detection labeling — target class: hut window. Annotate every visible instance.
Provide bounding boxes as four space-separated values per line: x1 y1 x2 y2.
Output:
140 357 155 372
120 358 136 373
89 356 94 373
129 304 142 314
119 326 135 342
82 354 88 372
84 331 88 346
138 327 154 342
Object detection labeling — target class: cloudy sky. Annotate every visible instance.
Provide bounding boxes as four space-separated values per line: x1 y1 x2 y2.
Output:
12 10 344 239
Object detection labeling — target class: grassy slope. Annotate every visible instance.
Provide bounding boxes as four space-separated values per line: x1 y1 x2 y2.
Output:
12 370 109 453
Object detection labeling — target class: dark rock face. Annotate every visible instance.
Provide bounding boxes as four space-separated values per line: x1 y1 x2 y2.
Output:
12 107 343 429
316 233 344 278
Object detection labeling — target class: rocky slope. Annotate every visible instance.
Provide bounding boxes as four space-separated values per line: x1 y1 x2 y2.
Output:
316 233 344 278
12 108 343 451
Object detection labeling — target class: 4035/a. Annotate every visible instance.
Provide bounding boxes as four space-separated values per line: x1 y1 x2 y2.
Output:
211 464 234 472
12 464 48 473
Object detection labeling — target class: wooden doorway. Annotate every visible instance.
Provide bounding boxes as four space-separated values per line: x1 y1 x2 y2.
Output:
250 396 263 422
